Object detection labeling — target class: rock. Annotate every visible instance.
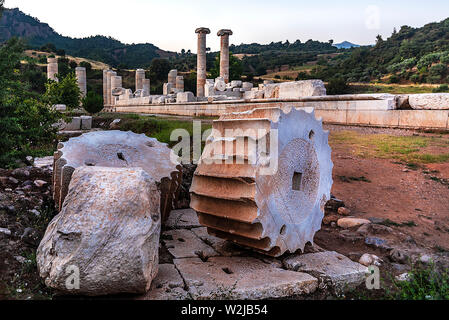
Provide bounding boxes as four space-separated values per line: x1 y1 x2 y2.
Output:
11 168 30 178
365 237 391 250
395 273 410 282
52 131 182 222
8 177 19 185
33 156 53 170
138 264 189 300
80 116 92 130
359 253 382 266
390 249 409 264
357 223 393 236
420 254 433 264
21 227 40 246
337 217 371 228
409 93 449 110
165 209 201 229
323 214 339 225
174 257 318 299
278 80 327 99
0 228 11 236
339 230 364 242
109 119 121 130
176 91 196 103
14 256 27 264
337 207 351 216
33 180 47 188
214 79 226 92
325 198 345 212
283 251 368 293
25 156 34 165
28 209 40 217
37 167 161 296
162 229 219 259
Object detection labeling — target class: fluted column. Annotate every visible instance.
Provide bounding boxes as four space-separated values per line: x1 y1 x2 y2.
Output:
135 69 145 91
75 67 87 97
195 27 210 97
103 70 108 106
47 57 58 82
217 29 233 83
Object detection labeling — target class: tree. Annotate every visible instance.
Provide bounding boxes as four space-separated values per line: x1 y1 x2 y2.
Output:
209 53 243 80
150 58 171 81
0 38 61 167
82 92 103 114
80 61 92 71
0 0 4 18
44 73 81 109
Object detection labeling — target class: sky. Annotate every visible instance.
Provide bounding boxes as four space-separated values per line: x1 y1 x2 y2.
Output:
5 0 449 53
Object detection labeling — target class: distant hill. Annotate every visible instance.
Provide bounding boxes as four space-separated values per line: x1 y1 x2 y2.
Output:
333 41 360 49
313 17 449 84
0 8 175 68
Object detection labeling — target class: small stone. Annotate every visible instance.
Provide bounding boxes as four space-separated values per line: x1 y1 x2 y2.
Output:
337 217 371 228
389 249 409 264
359 253 382 266
395 273 410 282
420 254 433 264
402 169 409 173
368 217 385 224
323 214 339 225
325 198 345 212
8 177 19 184
109 119 121 130
357 223 393 236
0 227 12 236
15 256 27 264
339 230 364 242
28 209 40 217
22 180 33 187
337 207 351 216
33 180 47 188
365 237 391 250
11 168 30 178
25 156 34 164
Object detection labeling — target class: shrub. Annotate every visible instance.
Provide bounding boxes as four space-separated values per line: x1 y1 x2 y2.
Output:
0 38 61 168
44 73 81 109
326 78 349 95
429 63 447 78
79 61 92 71
82 92 103 114
433 84 449 93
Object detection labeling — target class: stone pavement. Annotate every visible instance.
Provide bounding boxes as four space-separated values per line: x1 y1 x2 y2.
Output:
139 209 369 300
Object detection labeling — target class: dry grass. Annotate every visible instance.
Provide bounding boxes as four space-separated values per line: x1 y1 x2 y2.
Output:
330 130 449 164
24 50 110 70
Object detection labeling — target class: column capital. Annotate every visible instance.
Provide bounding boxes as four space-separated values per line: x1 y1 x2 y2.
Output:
217 29 233 36
195 27 211 34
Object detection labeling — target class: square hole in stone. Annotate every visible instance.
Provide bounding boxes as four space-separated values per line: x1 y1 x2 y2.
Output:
292 172 303 191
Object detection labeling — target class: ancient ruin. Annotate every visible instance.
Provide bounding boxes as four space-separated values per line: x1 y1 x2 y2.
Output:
52 131 182 221
190 107 333 256
75 67 87 97
47 57 58 82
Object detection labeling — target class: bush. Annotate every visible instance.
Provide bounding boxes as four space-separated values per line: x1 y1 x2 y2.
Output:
0 38 61 168
44 73 81 109
79 61 92 71
326 78 349 95
429 63 447 79
433 84 449 93
82 92 103 114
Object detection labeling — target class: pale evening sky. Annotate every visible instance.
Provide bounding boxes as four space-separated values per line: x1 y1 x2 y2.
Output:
5 0 449 52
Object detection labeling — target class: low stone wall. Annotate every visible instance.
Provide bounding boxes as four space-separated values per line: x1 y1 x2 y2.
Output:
107 94 449 130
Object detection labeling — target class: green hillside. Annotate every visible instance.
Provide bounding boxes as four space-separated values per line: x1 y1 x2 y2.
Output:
0 8 175 68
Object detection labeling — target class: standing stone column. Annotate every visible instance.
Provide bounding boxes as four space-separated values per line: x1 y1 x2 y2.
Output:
136 69 145 91
217 29 233 83
111 76 122 106
142 79 151 96
176 76 184 92
75 67 87 98
103 70 108 106
106 70 116 106
168 69 177 87
47 57 58 82
195 27 210 97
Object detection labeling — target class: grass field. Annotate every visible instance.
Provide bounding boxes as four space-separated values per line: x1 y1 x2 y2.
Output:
330 130 449 165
